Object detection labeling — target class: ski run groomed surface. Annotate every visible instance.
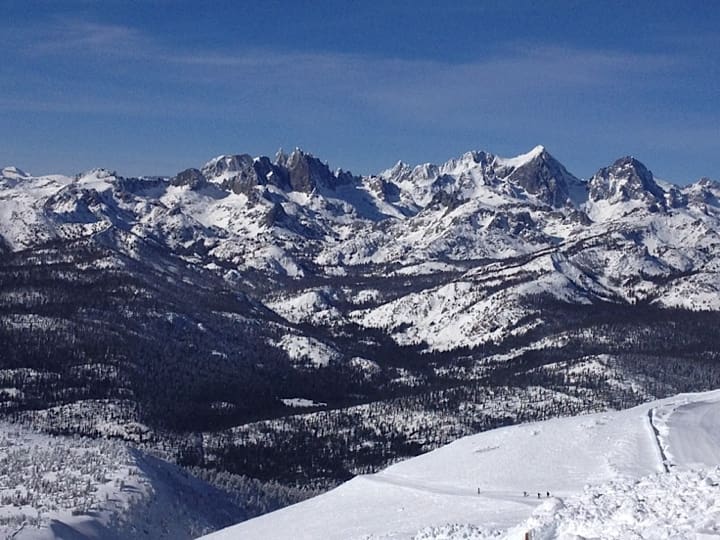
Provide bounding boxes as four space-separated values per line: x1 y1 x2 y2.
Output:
201 390 720 540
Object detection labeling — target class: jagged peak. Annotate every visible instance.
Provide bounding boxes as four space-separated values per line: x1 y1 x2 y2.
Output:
458 150 488 163
413 162 439 175
379 160 412 184
382 146 550 179
275 148 288 166
445 150 492 170
607 156 653 177
376 145 582 208
287 147 313 162
593 156 656 187
588 155 665 207
171 168 207 189
390 159 409 171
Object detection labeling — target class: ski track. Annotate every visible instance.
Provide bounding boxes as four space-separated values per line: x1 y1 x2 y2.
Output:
366 473 542 507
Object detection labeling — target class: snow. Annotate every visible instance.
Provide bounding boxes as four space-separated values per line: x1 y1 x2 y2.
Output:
200 389 720 540
0 422 242 540
658 398 720 467
494 145 545 169
391 261 463 276
271 335 341 368
1 166 29 179
280 398 327 408
349 276 549 351
75 169 115 193
267 289 343 325
3 149 720 317
584 196 646 222
0 173 72 249
255 245 304 278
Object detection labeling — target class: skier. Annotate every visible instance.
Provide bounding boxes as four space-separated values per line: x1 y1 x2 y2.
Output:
546 491 550 498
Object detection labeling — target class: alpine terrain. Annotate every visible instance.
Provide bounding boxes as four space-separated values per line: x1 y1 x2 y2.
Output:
2 145 720 537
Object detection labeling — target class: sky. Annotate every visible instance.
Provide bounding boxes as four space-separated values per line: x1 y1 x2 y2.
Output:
1 1 719 183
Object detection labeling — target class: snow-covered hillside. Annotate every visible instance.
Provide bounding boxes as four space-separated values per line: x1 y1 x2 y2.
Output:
0 423 244 540
201 389 720 540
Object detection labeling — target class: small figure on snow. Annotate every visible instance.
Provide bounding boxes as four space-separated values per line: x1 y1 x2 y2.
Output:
546 491 550 498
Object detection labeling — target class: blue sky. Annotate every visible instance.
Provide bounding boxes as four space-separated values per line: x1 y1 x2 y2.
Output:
1 1 718 183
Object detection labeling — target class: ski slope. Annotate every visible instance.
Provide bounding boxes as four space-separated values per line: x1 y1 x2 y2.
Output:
201 390 720 540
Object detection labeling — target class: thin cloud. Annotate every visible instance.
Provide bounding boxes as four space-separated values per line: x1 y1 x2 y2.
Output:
0 18 703 137
16 18 149 57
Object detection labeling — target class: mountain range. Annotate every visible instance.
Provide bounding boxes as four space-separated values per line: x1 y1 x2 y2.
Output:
2 145 719 352
2 145 720 535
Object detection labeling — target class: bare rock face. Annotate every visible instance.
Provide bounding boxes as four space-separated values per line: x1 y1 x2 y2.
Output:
281 149 356 193
588 157 665 207
171 168 207 190
506 148 578 208
284 149 336 193
202 154 254 179
367 177 401 202
263 202 289 228
202 155 261 195
201 155 294 195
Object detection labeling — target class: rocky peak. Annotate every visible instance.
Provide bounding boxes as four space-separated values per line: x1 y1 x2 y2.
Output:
501 147 581 208
197 149 358 196
377 146 582 209
202 154 254 178
171 168 207 189
201 155 277 195
284 149 340 193
366 176 401 202
275 148 288 167
588 156 666 207
381 160 412 182
440 151 492 173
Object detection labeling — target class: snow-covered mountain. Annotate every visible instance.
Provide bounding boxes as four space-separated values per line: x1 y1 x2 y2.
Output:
3 145 720 427
200 389 720 540
3 147 720 538
2 147 718 320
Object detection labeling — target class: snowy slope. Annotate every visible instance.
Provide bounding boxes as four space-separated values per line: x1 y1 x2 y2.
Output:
200 389 720 540
0 423 244 540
